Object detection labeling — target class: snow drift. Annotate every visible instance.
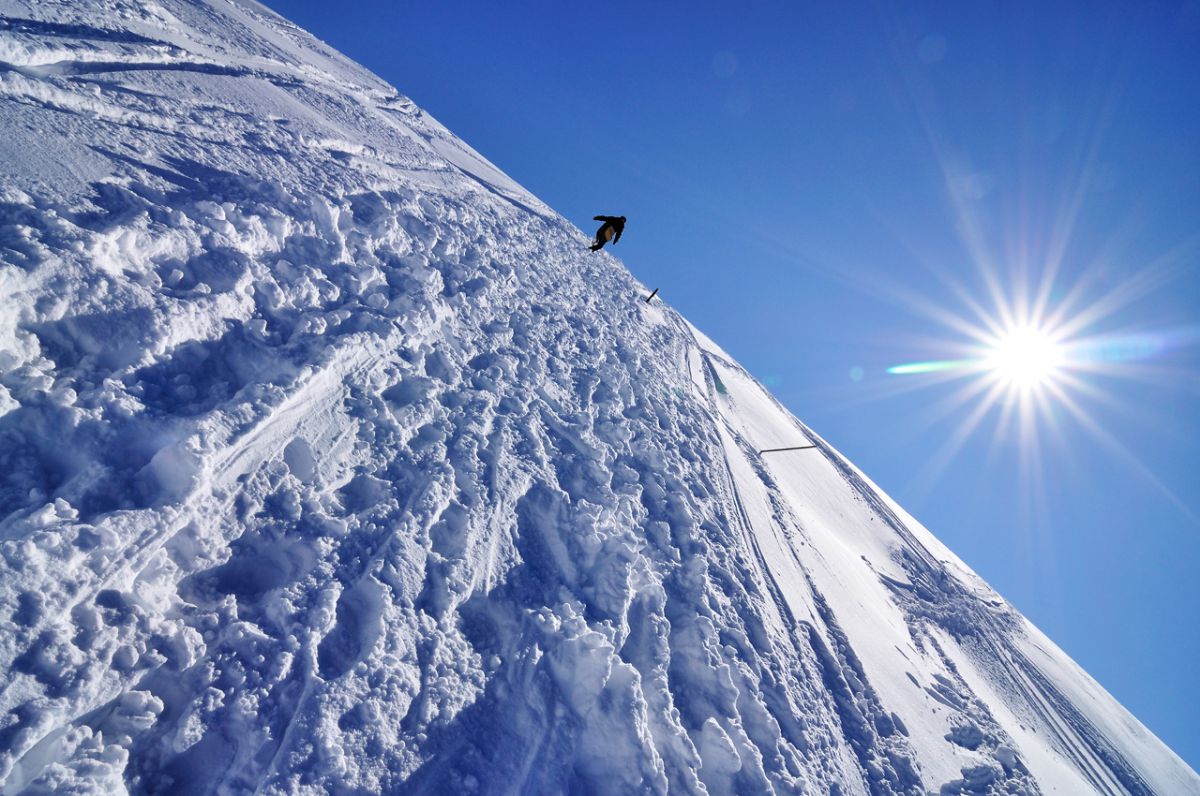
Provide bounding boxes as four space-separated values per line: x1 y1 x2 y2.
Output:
0 1 1195 794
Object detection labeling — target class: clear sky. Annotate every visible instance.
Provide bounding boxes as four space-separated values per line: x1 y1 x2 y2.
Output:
268 0 1200 770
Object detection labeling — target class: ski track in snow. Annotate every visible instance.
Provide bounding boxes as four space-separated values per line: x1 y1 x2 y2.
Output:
0 1 1196 794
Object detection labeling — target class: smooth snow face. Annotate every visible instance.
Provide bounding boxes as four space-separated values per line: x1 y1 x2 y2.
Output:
0 2 1195 794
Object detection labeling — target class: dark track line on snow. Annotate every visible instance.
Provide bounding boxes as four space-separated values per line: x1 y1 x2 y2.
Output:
0 16 171 46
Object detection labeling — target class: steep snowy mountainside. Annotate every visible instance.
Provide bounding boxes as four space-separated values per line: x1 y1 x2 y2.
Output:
1 1 1196 794
689 331 1197 795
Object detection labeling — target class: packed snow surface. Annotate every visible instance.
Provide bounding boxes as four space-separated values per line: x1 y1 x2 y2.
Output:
0 1 1196 794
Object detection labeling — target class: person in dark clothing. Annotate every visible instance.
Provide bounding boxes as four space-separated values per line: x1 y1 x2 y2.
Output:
589 215 625 251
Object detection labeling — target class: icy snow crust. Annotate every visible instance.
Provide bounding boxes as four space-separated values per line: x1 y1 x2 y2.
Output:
0 1 1195 794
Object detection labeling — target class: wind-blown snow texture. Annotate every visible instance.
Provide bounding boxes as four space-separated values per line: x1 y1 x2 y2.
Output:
0 1 1195 794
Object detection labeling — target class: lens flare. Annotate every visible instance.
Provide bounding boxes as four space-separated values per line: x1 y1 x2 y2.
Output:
886 359 975 375
984 326 1064 390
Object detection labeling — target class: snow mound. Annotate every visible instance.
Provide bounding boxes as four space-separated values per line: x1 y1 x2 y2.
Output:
0 1 1196 794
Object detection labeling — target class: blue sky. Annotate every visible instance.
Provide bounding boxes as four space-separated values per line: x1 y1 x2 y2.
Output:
269 0 1200 769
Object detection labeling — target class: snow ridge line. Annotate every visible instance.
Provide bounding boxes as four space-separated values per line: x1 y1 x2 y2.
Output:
722 431 926 795
696 343 929 794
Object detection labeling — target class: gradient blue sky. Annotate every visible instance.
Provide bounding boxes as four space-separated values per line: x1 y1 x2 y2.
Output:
269 0 1200 769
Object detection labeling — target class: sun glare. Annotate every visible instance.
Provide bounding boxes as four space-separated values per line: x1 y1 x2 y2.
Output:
861 30 1199 519
985 326 1064 390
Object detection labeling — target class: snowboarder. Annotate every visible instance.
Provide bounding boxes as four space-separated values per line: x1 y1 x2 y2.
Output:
589 215 625 251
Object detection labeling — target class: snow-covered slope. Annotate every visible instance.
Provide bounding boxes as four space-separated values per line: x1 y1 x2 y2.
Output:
0 2 1195 794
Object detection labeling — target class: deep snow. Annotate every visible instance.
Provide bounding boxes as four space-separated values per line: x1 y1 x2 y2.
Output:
0 1 1196 794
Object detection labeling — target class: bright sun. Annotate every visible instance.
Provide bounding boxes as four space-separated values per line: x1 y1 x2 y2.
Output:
985 326 1064 390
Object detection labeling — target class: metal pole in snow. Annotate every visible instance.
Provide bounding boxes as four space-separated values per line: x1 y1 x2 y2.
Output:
645 287 659 303
758 445 818 454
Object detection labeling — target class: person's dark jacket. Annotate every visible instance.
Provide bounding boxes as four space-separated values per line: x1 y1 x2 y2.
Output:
591 215 625 249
